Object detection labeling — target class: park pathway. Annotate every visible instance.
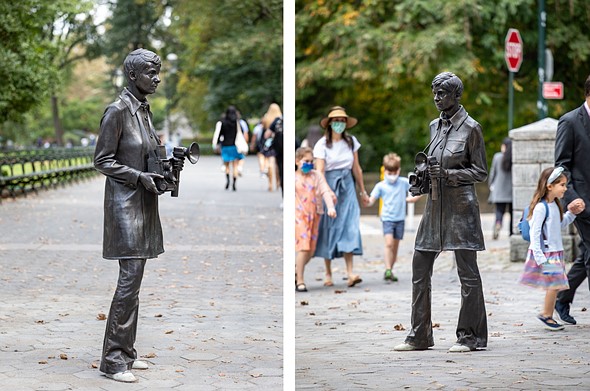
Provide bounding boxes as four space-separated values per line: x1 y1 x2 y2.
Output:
0 155 283 390
296 213 590 390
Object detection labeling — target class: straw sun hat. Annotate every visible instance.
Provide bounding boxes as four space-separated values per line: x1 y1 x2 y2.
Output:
319 106 358 129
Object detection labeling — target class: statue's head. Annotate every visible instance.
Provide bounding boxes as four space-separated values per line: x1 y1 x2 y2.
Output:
123 49 162 90
431 72 463 99
432 72 463 114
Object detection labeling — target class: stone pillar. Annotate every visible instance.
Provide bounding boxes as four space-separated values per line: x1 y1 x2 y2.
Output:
509 117 577 262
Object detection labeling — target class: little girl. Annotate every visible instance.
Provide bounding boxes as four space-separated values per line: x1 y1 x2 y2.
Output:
519 166 582 330
295 147 336 292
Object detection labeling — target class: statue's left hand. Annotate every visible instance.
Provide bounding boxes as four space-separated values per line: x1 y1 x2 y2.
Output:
172 157 185 171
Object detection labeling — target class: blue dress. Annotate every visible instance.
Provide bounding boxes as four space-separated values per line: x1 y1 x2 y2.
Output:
314 169 363 259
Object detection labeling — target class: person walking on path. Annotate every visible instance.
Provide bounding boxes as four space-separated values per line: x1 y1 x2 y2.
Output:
212 105 246 191
295 147 336 292
313 106 369 288
94 49 184 383
554 75 590 325
260 103 282 192
488 137 513 239
364 153 421 282
518 167 581 330
394 72 489 353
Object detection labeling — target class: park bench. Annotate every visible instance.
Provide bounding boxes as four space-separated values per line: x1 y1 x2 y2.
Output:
0 147 97 200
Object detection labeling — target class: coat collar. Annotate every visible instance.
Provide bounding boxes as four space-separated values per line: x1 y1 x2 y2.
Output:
119 88 148 116
438 105 468 131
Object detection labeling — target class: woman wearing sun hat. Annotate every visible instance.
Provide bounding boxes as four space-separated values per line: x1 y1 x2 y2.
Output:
313 106 369 287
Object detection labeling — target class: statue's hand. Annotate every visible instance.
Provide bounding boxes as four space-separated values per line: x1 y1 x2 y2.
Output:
428 164 447 179
139 172 165 194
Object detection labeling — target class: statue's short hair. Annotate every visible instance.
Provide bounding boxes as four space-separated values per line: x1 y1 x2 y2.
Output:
123 49 161 82
432 72 463 98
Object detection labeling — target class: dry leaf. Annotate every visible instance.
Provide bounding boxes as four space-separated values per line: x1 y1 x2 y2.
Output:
582 307 587 312
250 373 263 378
308 312 315 316
35 320 45 324
59 354 68 360
142 352 157 358
38 361 48 364
96 313 107 321
513 323 523 326
165 330 174 334
334 290 345 294
154 314 163 318
393 324 406 331
432 323 440 328
91 363 98 369
176 369 184 373
300 300 309 306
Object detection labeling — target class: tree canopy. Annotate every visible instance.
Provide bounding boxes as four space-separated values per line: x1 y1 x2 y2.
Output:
296 0 590 171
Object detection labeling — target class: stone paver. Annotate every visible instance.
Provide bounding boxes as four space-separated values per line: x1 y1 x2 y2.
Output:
296 214 590 390
0 156 283 390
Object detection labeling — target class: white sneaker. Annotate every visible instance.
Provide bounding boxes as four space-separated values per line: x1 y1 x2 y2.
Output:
393 342 418 351
105 370 137 383
132 360 148 370
448 344 471 352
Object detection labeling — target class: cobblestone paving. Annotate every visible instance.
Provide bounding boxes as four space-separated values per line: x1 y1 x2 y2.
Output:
0 156 283 390
296 215 590 390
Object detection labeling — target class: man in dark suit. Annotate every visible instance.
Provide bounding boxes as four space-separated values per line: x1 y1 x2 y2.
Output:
554 75 590 325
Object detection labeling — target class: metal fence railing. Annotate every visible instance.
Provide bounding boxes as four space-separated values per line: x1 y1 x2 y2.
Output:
0 147 97 200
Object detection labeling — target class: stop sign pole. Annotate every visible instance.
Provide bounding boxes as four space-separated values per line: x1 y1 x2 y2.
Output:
505 28 523 131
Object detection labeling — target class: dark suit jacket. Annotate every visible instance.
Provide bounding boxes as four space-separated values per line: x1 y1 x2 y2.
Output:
555 104 590 225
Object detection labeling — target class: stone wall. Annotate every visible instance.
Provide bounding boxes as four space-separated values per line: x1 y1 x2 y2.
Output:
508 118 578 262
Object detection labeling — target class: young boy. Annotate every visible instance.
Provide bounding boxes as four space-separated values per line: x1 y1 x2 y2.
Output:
365 153 420 281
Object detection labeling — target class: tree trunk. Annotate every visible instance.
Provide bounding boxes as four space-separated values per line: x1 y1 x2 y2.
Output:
51 94 64 146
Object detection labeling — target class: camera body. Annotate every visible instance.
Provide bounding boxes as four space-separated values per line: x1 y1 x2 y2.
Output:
408 152 439 199
147 142 200 197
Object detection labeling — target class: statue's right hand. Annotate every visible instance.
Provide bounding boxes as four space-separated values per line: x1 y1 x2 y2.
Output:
139 172 164 194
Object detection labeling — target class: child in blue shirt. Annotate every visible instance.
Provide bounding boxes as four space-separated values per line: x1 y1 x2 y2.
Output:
365 153 421 281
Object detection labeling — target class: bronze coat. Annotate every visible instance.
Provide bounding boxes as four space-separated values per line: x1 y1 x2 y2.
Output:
415 106 488 252
94 88 164 260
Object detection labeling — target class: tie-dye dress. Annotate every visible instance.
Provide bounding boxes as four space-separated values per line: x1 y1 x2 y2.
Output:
296 170 334 253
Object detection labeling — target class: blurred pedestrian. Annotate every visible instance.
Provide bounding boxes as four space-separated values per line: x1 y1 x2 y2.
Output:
261 103 282 192
488 137 513 239
295 147 336 292
94 48 184 383
313 106 369 288
394 72 488 353
518 167 580 330
211 105 247 191
300 124 322 149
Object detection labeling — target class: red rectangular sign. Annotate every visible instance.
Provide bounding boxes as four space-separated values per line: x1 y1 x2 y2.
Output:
542 82 564 100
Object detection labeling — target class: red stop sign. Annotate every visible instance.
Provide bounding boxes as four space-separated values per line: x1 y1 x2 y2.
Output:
505 28 523 72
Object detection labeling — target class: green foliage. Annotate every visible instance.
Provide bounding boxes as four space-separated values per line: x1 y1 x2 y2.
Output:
172 0 283 131
296 0 590 172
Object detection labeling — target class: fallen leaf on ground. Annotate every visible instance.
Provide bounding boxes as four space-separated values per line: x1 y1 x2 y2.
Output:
394 324 406 331
38 361 48 364
59 354 68 360
142 352 157 358
96 313 107 321
165 330 174 334
300 300 309 306
432 323 440 328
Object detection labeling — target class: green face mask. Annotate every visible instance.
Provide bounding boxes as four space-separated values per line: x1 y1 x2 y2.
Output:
331 121 346 134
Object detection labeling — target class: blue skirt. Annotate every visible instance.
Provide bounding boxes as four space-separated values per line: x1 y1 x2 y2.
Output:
221 145 244 162
314 169 363 259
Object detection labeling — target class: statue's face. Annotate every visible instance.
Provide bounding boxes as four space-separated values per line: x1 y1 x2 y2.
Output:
133 63 161 95
433 86 457 113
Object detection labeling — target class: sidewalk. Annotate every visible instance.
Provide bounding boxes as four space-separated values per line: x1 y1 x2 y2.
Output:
0 155 283 391
296 213 590 390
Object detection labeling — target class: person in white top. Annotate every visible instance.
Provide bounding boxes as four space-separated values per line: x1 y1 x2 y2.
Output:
313 106 370 288
518 167 584 330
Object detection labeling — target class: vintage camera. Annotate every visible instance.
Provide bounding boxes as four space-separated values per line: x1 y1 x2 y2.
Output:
147 142 200 197
408 152 439 200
